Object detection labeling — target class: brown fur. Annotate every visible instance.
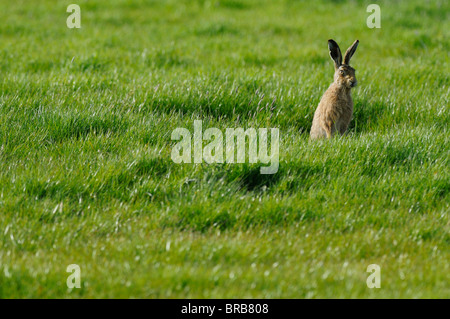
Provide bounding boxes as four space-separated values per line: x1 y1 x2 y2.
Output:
310 39 359 139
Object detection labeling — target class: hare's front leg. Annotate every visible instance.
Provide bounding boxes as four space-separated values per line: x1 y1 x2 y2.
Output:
322 119 336 138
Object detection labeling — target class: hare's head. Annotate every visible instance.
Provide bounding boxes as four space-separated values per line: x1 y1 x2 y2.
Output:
328 39 359 89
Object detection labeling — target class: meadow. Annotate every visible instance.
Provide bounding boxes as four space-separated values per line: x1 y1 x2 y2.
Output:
0 0 448 298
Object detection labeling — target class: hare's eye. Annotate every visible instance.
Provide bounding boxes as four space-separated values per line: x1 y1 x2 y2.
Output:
339 70 344 75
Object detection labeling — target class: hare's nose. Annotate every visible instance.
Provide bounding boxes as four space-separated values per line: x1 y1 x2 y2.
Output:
350 80 357 87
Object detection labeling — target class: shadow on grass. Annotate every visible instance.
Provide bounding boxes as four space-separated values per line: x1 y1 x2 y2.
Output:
44 113 129 143
349 98 389 134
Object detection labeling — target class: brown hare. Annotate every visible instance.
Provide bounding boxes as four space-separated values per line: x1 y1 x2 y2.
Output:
310 39 359 139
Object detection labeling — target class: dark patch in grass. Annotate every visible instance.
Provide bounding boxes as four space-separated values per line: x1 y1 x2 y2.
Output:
433 179 449 199
0 24 28 36
240 205 322 229
102 16 136 27
169 201 321 232
243 53 282 67
240 165 282 191
225 164 283 192
115 0 160 10
195 24 240 36
100 159 174 201
0 60 9 72
24 179 91 203
74 56 109 72
359 142 427 176
103 35 124 48
23 161 168 203
45 113 128 143
418 228 443 241
384 144 424 167
216 0 250 10
133 157 172 177
100 170 137 201
350 98 388 133
138 92 252 120
25 179 65 200
393 17 421 29
412 34 434 49
206 211 237 230
262 24 303 36
147 51 192 68
302 55 328 65
173 206 237 232
26 60 56 72
134 76 281 121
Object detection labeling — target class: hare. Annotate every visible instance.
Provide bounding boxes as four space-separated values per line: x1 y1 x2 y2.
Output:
310 39 359 139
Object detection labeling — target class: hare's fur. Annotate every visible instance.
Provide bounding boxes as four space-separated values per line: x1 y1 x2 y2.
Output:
310 39 359 139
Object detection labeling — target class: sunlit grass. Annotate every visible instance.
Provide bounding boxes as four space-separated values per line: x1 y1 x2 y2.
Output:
0 0 449 298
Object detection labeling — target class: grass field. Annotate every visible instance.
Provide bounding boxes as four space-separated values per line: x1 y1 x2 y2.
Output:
0 0 449 298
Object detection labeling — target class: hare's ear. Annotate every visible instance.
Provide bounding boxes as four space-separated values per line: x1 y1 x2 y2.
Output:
343 40 359 65
328 39 342 69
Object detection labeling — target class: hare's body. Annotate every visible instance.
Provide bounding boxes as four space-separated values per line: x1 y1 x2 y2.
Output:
310 39 359 139
310 83 353 138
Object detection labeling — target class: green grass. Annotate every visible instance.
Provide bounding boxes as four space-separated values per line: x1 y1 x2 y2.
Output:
0 0 449 298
